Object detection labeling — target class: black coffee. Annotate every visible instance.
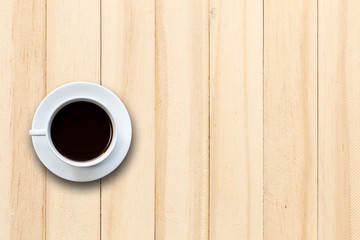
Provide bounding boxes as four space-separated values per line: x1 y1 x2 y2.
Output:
50 101 113 161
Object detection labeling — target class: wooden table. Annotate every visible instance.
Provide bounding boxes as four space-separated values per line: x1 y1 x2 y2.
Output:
0 0 358 239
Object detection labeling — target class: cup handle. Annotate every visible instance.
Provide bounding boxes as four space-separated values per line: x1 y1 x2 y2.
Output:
29 129 46 136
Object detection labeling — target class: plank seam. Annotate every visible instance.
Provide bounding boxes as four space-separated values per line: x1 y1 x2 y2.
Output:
316 0 319 239
208 0 211 238
154 0 157 238
100 0 102 86
262 0 265 239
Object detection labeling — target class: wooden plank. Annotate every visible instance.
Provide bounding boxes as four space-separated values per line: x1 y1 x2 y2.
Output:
264 0 317 239
318 0 360 239
100 0 155 239
209 0 263 239
155 0 209 239
46 1 100 239
0 0 46 239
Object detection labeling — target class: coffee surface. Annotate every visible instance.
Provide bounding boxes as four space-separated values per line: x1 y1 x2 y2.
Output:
50 101 113 161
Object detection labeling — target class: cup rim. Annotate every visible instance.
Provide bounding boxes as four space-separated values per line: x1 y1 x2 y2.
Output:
46 97 118 168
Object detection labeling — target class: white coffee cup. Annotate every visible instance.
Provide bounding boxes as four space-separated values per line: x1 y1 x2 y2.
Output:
29 97 117 168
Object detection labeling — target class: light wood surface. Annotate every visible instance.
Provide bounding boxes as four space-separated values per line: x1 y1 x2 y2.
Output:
319 0 360 239
0 0 46 239
46 1 100 239
209 0 263 239
264 0 317 239
155 0 209 239
101 0 155 239
2 0 360 239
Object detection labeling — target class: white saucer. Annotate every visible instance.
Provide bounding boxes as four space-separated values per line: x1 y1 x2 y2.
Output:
30 82 132 182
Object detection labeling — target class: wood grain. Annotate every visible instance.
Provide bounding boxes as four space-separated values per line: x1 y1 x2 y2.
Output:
318 0 360 239
155 0 209 239
209 0 263 239
101 0 155 239
0 0 46 239
46 0 100 239
264 0 317 239
4 0 360 238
